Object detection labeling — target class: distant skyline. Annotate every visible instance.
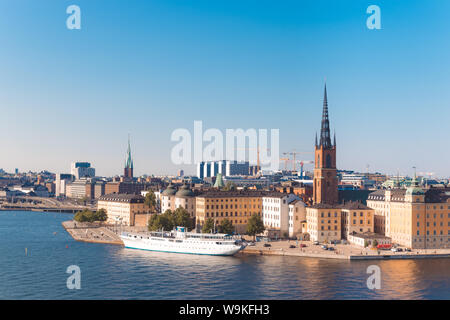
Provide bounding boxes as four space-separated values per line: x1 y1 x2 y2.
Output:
1 1 449 178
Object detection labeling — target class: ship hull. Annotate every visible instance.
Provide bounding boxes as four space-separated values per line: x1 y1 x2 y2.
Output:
121 235 244 256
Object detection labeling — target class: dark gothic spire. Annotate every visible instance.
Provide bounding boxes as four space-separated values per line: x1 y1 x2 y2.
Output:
315 132 318 147
319 83 332 149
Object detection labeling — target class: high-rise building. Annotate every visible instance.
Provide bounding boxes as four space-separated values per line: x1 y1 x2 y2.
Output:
55 173 74 197
124 136 134 179
196 160 249 179
313 84 338 205
71 162 95 180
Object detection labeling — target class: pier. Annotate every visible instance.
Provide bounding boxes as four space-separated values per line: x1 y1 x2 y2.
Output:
62 221 124 245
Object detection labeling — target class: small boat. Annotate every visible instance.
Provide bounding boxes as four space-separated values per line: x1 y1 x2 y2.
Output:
120 226 246 256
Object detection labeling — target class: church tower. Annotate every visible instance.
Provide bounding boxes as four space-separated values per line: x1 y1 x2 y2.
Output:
313 84 338 204
124 135 134 179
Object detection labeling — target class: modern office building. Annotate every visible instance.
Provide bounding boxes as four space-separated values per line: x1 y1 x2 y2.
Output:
65 179 88 199
55 173 74 197
70 162 95 180
196 160 250 179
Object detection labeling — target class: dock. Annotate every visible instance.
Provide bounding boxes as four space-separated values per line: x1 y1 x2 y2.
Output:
62 221 124 245
238 240 450 260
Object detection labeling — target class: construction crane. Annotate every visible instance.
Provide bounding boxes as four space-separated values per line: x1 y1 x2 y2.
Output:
234 146 270 173
296 160 314 178
280 158 290 170
283 150 313 171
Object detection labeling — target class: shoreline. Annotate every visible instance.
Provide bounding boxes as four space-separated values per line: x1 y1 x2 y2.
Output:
238 247 450 260
60 220 450 261
62 221 124 246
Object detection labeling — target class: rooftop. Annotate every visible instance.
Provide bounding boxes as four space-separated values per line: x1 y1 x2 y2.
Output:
99 193 145 203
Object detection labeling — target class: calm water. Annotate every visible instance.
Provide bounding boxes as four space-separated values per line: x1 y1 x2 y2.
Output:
0 210 448 300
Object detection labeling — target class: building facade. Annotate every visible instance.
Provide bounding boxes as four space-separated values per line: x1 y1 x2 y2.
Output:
340 202 375 239
262 193 304 238
367 182 450 249
98 194 149 226
306 204 341 242
195 190 264 234
70 162 95 180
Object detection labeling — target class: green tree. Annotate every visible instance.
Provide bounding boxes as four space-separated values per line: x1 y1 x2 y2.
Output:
202 218 215 233
364 240 369 248
218 218 234 234
148 214 172 231
173 207 194 230
246 214 265 240
372 239 378 248
94 208 107 222
144 191 157 212
74 209 97 222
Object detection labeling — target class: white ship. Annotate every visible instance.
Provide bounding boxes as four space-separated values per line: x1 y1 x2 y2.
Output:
120 227 246 256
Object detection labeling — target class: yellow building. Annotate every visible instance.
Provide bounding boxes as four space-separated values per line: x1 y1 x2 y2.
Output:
367 182 450 249
195 190 264 234
98 193 150 226
340 202 374 238
306 204 341 243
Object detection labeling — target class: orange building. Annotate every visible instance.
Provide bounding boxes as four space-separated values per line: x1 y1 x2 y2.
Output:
313 84 338 205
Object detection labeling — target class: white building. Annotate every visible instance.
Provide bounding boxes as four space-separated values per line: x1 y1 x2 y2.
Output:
71 162 95 180
262 193 304 238
55 173 74 197
288 200 306 238
65 179 88 199
196 161 250 179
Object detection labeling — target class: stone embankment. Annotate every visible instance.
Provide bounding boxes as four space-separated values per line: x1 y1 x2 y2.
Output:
62 221 124 245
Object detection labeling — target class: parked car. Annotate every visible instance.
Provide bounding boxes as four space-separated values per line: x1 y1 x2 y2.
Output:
313 241 320 245
327 247 335 251
391 248 398 252
289 245 296 249
397 248 403 252
300 244 307 248
321 245 328 250
263 243 271 248
405 248 412 252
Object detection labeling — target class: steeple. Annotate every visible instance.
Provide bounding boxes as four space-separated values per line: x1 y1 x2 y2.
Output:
125 134 133 169
124 134 134 179
319 83 332 149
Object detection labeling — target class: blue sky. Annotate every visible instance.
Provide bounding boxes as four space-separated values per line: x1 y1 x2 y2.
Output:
0 0 449 178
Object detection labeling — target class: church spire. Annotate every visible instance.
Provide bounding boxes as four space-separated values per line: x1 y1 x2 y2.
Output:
125 134 133 169
319 83 332 149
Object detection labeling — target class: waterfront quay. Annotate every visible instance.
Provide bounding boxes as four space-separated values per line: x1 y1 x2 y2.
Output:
62 221 450 260
62 221 124 245
239 239 450 260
